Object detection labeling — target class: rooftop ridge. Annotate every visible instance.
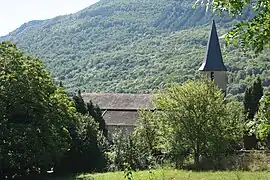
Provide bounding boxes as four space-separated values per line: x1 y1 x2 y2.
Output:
81 92 154 109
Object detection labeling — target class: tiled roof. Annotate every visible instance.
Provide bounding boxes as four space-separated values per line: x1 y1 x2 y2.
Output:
81 93 153 126
103 111 140 125
81 93 153 109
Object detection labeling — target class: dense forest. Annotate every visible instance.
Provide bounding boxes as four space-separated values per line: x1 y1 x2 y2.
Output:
0 0 269 100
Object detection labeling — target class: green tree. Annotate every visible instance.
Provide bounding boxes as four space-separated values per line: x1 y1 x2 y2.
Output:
153 79 243 166
55 114 109 173
109 131 147 171
87 101 108 138
134 109 172 157
243 77 263 120
134 110 159 154
196 0 270 53
254 90 270 148
73 90 87 114
0 41 75 178
72 92 108 137
62 92 109 173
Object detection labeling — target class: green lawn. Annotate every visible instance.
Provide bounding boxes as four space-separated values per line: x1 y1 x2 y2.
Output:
70 169 270 180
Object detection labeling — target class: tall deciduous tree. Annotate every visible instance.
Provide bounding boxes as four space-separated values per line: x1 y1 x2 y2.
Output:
243 77 263 120
196 0 270 53
0 41 76 178
153 79 243 166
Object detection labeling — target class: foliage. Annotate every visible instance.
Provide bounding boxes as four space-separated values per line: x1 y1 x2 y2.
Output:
243 77 263 120
86 101 108 138
108 131 149 171
108 111 169 172
73 91 108 138
253 90 270 148
0 0 269 99
108 112 168 172
73 90 87 114
0 41 75 178
243 77 263 149
133 110 171 156
55 114 109 173
152 78 243 166
55 91 109 173
0 41 109 178
196 0 270 53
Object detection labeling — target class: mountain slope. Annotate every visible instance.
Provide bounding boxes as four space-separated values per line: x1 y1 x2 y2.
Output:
1 0 269 99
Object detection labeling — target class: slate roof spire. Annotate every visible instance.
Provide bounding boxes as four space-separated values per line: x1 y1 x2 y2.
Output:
199 20 227 71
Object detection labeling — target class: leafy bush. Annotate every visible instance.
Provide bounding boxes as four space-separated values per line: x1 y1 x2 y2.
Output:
185 151 270 171
107 130 153 171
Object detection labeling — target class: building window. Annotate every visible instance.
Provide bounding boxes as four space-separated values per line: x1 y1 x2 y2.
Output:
210 72 214 80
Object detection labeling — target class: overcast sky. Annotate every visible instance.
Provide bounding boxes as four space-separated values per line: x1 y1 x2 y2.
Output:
0 0 98 36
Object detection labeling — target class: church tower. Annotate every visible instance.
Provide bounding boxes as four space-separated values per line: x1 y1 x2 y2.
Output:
199 20 227 93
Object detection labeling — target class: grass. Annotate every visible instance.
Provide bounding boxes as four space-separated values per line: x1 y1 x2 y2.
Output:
56 169 270 180
43 152 270 180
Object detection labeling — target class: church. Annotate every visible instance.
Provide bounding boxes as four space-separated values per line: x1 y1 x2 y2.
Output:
81 20 227 137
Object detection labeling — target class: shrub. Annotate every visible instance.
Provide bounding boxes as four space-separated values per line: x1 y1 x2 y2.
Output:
108 130 152 171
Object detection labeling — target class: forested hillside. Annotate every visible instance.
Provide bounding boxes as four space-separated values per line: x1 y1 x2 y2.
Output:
0 0 269 100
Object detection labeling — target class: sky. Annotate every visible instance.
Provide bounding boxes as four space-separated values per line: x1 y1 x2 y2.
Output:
0 0 99 36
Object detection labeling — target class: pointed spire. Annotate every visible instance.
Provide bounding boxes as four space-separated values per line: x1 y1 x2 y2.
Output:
199 20 227 71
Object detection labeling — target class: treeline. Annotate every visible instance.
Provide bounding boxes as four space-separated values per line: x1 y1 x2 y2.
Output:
1 0 268 100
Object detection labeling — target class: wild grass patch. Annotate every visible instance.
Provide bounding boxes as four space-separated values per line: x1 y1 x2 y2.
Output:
79 169 270 180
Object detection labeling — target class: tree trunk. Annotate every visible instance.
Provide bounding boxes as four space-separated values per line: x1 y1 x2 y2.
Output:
194 152 200 166
194 139 200 167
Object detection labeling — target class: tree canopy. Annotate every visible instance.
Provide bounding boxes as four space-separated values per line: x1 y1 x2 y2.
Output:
0 41 76 178
138 79 243 166
196 0 270 53
0 41 108 178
